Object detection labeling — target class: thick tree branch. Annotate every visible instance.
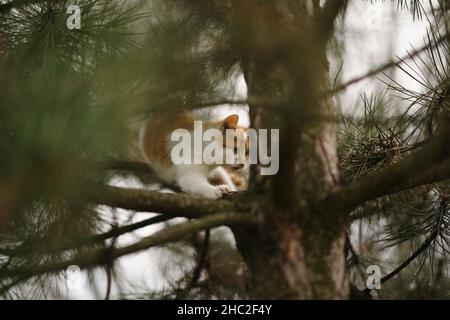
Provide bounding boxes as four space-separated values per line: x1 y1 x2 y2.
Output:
113 212 255 257
347 159 450 222
390 159 450 192
88 184 238 218
0 212 256 281
332 131 450 212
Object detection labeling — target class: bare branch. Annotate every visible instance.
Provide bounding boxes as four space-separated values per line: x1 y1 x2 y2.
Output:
390 159 450 193
88 184 238 218
0 212 256 282
1 213 178 257
113 212 255 257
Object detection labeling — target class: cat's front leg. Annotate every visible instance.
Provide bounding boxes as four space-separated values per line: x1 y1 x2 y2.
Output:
208 166 238 192
176 165 231 199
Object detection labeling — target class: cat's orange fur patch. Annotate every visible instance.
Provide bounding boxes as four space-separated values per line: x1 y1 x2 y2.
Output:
141 112 194 167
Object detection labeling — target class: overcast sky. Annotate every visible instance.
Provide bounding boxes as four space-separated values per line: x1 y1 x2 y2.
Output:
339 0 430 107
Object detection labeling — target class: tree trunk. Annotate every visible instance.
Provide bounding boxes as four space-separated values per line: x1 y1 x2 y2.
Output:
231 0 349 299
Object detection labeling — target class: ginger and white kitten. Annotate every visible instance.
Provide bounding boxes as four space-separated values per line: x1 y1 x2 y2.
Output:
139 112 248 199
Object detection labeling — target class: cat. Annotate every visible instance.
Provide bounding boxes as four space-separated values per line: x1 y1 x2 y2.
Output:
139 111 249 199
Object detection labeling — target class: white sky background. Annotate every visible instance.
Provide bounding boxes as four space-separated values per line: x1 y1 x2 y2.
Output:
53 1 434 299
337 0 431 109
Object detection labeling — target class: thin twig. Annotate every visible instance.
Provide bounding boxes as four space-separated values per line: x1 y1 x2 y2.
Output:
104 210 119 301
105 267 112 300
363 230 438 294
1 214 178 257
188 229 210 294
330 34 448 96
175 228 211 299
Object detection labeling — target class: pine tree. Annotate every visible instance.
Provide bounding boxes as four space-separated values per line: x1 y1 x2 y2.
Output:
0 0 449 299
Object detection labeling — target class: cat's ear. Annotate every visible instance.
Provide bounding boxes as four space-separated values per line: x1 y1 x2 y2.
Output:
223 114 239 130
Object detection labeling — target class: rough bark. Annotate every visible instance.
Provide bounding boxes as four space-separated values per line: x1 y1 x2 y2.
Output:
88 184 237 218
230 0 349 299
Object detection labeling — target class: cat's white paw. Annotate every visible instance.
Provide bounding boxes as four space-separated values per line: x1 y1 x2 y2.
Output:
213 185 231 199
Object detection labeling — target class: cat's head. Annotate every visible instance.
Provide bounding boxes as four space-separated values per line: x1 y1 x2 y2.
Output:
220 114 249 171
